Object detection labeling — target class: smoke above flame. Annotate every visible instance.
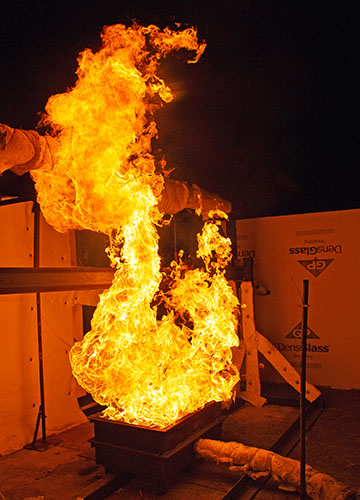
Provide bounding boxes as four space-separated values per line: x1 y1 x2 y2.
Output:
31 23 239 428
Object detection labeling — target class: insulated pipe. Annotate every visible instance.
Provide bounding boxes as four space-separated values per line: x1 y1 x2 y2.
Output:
0 124 232 218
195 438 358 500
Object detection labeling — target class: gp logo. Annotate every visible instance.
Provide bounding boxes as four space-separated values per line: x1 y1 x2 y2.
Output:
298 257 334 277
285 322 320 339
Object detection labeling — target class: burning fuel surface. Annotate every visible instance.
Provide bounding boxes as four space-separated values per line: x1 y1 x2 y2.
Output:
31 23 239 428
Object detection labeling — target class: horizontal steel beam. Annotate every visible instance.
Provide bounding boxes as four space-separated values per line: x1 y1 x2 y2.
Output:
0 267 115 294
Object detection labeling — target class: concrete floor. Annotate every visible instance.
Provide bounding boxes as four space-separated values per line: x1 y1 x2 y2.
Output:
1 387 359 500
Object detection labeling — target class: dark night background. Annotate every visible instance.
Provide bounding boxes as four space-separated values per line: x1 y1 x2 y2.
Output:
0 0 358 220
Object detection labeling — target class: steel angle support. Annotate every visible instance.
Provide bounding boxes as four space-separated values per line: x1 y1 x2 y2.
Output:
0 267 115 294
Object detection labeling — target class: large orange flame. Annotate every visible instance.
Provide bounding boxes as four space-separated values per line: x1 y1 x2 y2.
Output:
31 23 239 428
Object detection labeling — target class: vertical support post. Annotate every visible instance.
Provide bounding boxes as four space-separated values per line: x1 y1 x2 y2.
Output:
31 202 47 446
300 279 309 499
238 281 266 407
173 217 177 263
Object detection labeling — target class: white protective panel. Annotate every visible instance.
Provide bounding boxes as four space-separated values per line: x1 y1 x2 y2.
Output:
236 209 360 390
0 202 86 455
0 293 38 453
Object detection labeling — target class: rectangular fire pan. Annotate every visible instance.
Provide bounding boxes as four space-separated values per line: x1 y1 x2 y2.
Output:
90 403 225 488
90 401 223 455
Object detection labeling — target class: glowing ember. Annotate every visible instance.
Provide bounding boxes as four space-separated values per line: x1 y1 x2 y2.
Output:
31 23 239 428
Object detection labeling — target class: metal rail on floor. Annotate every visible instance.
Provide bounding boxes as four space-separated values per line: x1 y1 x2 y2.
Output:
83 473 134 500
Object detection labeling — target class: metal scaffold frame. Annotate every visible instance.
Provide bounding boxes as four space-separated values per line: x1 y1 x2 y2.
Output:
0 200 114 450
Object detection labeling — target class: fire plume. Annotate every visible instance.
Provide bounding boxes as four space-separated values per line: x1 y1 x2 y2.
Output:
31 23 239 428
